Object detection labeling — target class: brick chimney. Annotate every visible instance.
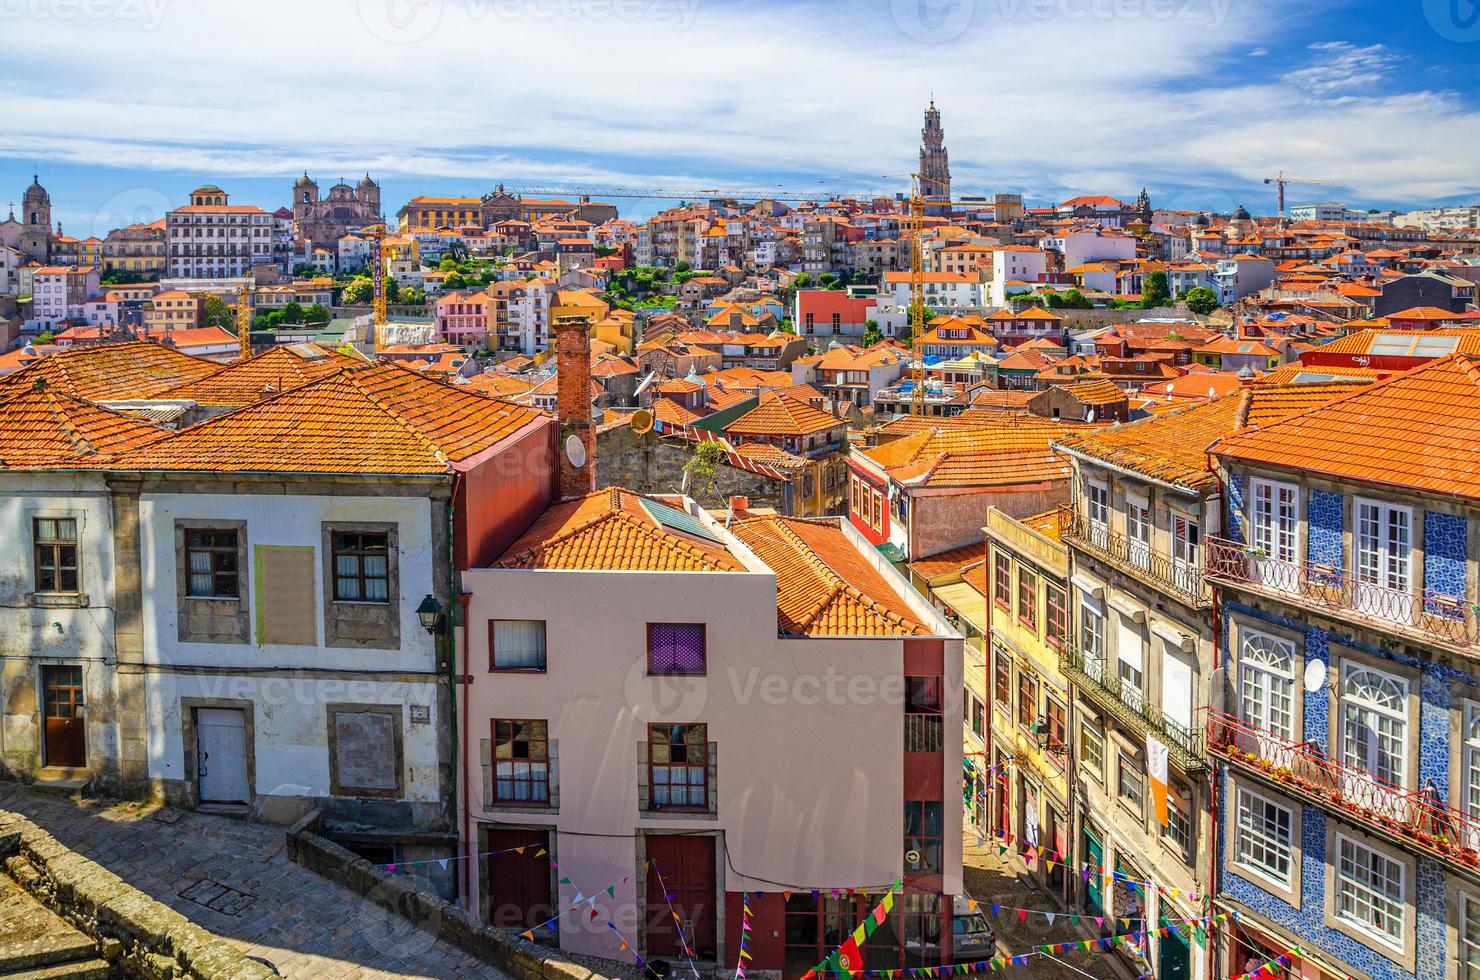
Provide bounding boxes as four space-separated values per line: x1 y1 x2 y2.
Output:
554 314 596 499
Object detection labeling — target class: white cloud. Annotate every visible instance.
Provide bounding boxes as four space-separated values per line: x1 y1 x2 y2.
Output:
2 0 1478 210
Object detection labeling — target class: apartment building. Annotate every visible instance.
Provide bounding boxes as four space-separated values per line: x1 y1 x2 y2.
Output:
436 290 493 347
142 290 203 334
1051 382 1359 980
166 186 272 279
30 265 100 328
102 221 166 276
1203 356 1480 980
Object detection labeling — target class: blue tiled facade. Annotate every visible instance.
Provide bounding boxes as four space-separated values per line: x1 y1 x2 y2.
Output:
1214 477 1477 980
1307 490 1344 572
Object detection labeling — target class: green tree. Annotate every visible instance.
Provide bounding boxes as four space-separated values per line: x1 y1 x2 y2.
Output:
304 303 331 324
342 279 373 304
792 272 813 289
1183 286 1220 316
906 301 937 331
35 330 55 344
863 320 882 347
674 260 691 273
266 310 285 326
201 295 234 329
1141 271 1171 308
385 277 401 303
439 257 460 272
1061 289 1093 310
778 318 796 335
443 272 467 290
281 301 304 324
683 441 727 498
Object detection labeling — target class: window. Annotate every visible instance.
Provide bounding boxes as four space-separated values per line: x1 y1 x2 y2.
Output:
1171 512 1201 591
332 531 389 602
1234 787 1292 886
902 892 942 968
1354 500 1413 613
1044 697 1066 757
1079 722 1104 781
1164 781 1193 852
1117 751 1145 813
1045 582 1067 649
906 676 943 752
1251 479 1299 565
1017 670 1038 732
33 517 78 593
491 620 547 670
185 528 240 598
903 801 943 874
1463 895 1480 980
1080 601 1104 660
970 695 985 738
1126 499 1151 569
493 719 550 804
1017 566 1038 630
1335 836 1404 948
1340 665 1407 787
1087 481 1109 533
1238 630 1296 739
647 623 707 675
993 553 1012 609
993 651 1012 710
648 723 708 810
1466 704 1480 840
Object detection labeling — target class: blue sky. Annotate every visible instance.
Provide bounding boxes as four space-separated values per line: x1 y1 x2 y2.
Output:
2 0 1478 231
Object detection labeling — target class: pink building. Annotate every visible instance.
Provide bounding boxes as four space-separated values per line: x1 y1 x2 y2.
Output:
436 290 492 347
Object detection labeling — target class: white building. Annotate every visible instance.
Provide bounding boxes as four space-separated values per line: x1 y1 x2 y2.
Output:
1397 204 1480 232
1046 230 1137 273
987 247 1050 307
878 271 984 335
30 265 100 329
1214 254 1276 302
0 243 19 296
459 488 964 972
338 233 372 275
166 185 273 279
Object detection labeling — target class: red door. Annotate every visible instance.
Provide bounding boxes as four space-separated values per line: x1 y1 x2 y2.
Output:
646 835 716 959
485 828 552 929
42 666 86 768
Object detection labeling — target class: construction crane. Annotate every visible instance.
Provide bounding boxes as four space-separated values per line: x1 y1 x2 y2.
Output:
490 182 865 205
1263 171 1341 218
235 281 253 360
366 216 389 350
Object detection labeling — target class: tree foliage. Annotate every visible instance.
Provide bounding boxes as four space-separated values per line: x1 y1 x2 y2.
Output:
1182 286 1220 316
201 295 234 329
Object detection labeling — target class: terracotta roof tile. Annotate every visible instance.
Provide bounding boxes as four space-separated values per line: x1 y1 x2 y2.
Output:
115 363 545 475
1212 354 1480 499
497 488 743 571
724 392 842 438
907 543 985 582
0 341 218 401
157 343 364 407
731 517 930 636
0 383 170 469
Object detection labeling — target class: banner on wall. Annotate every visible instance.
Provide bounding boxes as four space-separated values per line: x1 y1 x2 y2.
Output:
1146 733 1170 827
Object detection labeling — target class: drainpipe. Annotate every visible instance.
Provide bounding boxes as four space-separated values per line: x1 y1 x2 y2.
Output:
459 590 473 906
446 472 466 905
1205 466 1223 980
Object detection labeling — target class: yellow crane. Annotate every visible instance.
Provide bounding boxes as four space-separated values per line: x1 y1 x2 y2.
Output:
235 281 253 360
365 217 389 350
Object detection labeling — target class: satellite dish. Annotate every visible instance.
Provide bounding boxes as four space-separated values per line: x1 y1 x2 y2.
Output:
1085 407 1096 423
565 434 587 469
1303 658 1326 693
631 409 654 435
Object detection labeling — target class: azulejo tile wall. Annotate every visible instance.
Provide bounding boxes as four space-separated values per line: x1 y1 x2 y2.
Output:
1307 490 1343 572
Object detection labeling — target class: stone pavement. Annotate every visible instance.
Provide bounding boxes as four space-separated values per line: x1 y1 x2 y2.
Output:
961 832 1126 980
0 785 507 980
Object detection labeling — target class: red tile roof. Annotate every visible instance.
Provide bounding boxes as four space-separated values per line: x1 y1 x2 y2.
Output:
0 341 218 401
0 382 169 469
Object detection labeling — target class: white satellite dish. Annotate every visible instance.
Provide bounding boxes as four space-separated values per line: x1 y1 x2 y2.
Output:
1303 658 1326 693
565 434 587 468
1085 407 1096 423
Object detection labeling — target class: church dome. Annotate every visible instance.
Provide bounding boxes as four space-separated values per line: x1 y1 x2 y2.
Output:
358 174 378 189
1192 213 1210 227
294 173 316 188
1232 204 1251 221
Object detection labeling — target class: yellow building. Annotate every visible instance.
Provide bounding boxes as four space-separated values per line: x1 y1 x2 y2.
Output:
984 505 1073 903
593 309 637 355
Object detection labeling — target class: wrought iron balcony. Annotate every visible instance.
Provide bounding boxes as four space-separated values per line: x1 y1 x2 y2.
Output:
1063 513 1211 608
1206 709 1480 875
1204 536 1480 654
1058 643 1206 771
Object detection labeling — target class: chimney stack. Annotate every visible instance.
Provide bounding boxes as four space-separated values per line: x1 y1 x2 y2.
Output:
554 314 596 499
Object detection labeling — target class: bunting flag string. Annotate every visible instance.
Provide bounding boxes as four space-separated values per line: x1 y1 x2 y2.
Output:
801 877 903 980
1231 943 1303 980
377 841 549 873
650 860 702 980
734 890 755 980
799 926 1160 976
981 830 1210 905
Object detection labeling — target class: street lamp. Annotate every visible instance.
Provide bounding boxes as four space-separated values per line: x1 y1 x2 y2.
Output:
416 594 443 634
1030 718 1066 757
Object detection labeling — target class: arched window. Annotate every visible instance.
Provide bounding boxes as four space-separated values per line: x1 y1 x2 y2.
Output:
1340 665 1407 786
1238 630 1294 739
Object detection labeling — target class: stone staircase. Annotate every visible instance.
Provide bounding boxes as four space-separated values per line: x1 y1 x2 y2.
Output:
0 877 111 979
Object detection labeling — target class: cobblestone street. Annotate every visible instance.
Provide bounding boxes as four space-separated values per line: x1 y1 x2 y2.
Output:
1 785 505 980
961 832 1125 980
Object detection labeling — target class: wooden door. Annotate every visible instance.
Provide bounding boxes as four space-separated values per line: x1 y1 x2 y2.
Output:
485 828 552 929
196 708 250 803
646 835 716 959
42 666 85 768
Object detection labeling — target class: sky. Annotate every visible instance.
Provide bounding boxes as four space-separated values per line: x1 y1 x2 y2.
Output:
2 0 1479 234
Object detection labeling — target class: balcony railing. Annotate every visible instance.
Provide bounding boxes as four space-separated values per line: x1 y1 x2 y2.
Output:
1205 536 1480 652
1059 643 1206 770
1064 513 1211 608
1206 709 1480 874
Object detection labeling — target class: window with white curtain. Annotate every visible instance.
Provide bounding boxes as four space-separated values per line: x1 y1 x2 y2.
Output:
491 619 547 670
1238 630 1295 740
1340 665 1407 787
